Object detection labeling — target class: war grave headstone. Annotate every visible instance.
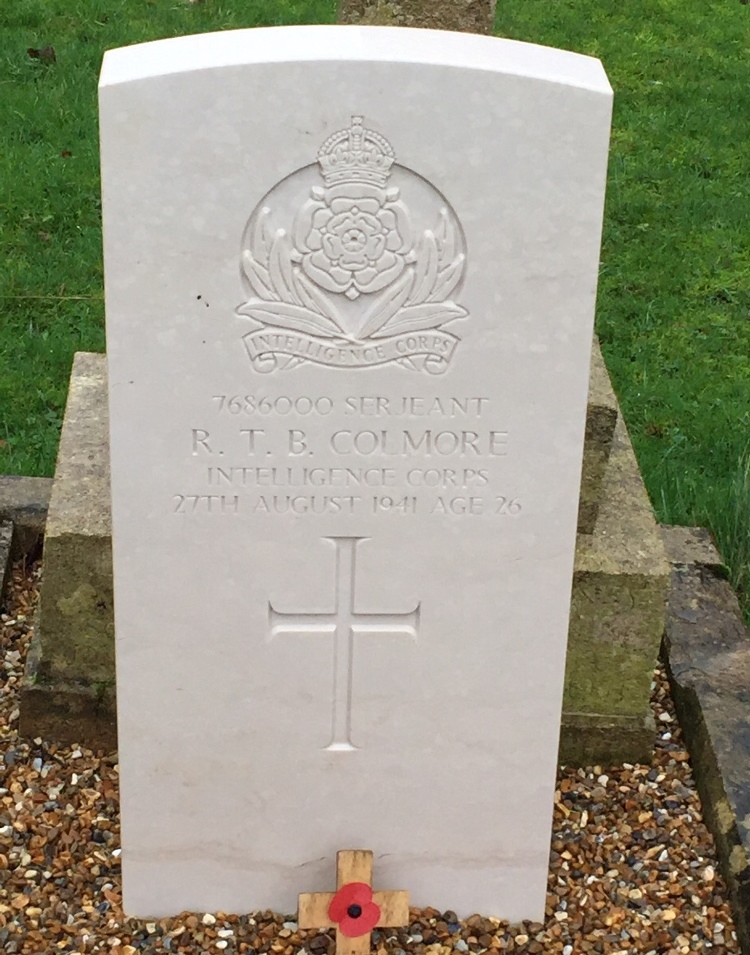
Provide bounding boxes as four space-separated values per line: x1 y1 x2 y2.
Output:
96 25 613 920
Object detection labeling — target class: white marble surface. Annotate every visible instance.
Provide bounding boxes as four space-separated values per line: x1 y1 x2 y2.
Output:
100 26 612 921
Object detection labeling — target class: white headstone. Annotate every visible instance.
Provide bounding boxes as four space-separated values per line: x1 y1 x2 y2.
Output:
100 26 612 921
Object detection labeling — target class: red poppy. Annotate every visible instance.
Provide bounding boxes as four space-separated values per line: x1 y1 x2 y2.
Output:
328 882 381 937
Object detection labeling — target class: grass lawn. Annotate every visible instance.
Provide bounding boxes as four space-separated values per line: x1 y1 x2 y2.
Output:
1 0 748 603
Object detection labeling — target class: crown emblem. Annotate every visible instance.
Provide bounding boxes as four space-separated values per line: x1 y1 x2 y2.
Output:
317 115 395 187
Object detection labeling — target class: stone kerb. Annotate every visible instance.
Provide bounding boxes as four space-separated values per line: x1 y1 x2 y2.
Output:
21 348 667 765
561 413 669 764
0 475 53 558
662 527 750 954
19 352 116 750
0 520 12 607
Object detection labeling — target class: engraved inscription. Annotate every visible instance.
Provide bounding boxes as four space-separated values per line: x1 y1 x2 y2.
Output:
211 395 488 416
268 537 420 750
236 117 468 375
174 392 524 518
188 427 508 458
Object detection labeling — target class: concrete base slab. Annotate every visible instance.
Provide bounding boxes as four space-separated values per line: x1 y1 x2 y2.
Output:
561 415 669 764
19 621 117 750
36 353 113 687
560 712 656 767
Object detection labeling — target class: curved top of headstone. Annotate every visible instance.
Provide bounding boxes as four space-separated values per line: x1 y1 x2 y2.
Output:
99 25 611 94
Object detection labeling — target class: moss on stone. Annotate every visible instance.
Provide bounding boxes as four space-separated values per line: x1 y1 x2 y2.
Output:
561 413 669 760
35 353 114 685
0 520 13 606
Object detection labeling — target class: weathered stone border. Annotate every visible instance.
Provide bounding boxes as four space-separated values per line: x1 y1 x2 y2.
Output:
0 475 53 559
21 620 118 752
0 520 12 607
0 476 53 606
662 525 750 955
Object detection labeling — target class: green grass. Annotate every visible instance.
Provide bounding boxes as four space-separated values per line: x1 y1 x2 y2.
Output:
1 0 749 606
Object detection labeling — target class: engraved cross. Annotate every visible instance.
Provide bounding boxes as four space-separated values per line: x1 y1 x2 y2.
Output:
268 537 420 751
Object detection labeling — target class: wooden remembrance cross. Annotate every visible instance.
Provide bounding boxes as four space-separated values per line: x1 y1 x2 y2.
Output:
299 850 409 955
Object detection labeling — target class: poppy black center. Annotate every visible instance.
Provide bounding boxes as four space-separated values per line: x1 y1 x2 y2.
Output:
347 904 363 919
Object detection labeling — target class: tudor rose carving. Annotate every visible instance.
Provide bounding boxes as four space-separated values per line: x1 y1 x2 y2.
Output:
237 117 468 374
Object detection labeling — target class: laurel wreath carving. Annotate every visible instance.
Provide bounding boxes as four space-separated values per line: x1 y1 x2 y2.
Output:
238 206 467 342
238 207 349 339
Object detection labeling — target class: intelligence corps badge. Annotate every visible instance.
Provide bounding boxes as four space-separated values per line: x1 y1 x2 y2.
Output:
237 116 468 375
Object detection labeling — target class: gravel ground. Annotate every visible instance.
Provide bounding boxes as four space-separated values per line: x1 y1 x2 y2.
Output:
0 560 739 954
